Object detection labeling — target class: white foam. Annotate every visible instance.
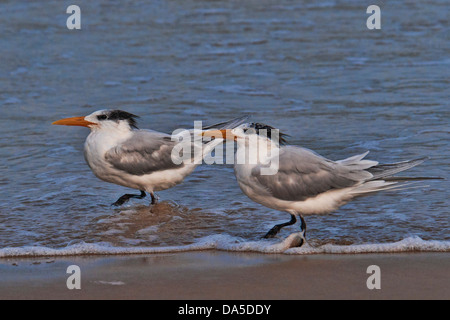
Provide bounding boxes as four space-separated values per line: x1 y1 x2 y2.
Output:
285 236 450 255
136 225 159 235
0 235 448 258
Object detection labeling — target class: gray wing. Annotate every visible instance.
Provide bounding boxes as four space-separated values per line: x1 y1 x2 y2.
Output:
366 157 428 180
252 147 376 201
202 115 250 130
105 130 184 176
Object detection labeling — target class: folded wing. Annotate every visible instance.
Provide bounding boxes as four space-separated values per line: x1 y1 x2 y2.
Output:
252 147 377 201
105 130 184 176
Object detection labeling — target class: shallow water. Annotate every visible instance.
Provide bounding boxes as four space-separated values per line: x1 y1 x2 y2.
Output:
0 0 448 256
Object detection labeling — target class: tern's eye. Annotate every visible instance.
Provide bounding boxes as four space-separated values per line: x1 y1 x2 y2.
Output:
97 115 107 121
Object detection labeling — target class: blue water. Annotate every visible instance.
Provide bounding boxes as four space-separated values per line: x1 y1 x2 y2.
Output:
0 0 448 256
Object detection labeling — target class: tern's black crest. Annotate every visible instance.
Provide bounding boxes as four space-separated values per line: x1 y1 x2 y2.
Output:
101 110 140 129
246 123 289 145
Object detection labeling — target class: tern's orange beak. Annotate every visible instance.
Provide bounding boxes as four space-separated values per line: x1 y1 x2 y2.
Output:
202 129 237 141
52 116 96 127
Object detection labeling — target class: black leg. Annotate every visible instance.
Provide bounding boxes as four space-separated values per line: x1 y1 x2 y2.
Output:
263 214 297 239
112 190 146 206
150 192 158 205
297 214 307 247
299 215 307 236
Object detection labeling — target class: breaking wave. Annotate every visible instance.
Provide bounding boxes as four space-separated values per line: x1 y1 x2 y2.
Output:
0 235 449 258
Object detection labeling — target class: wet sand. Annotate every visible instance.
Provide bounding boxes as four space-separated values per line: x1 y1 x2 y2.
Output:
0 251 448 300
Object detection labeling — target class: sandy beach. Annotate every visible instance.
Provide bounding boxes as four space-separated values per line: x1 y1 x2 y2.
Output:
0 251 448 300
1 0 448 303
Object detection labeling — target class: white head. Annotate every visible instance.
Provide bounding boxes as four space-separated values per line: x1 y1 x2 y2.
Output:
52 109 140 132
203 122 288 148
202 122 284 174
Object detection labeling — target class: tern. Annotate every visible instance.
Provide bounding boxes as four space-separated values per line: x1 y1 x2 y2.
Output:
204 123 437 244
53 109 247 206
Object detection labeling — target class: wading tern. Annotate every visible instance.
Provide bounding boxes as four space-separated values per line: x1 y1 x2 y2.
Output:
53 109 247 206
203 123 438 245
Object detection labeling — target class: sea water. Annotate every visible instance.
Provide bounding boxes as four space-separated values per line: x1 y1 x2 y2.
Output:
0 0 448 257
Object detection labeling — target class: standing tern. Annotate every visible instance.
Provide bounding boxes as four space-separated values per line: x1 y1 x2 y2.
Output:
203 123 437 245
53 109 247 206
